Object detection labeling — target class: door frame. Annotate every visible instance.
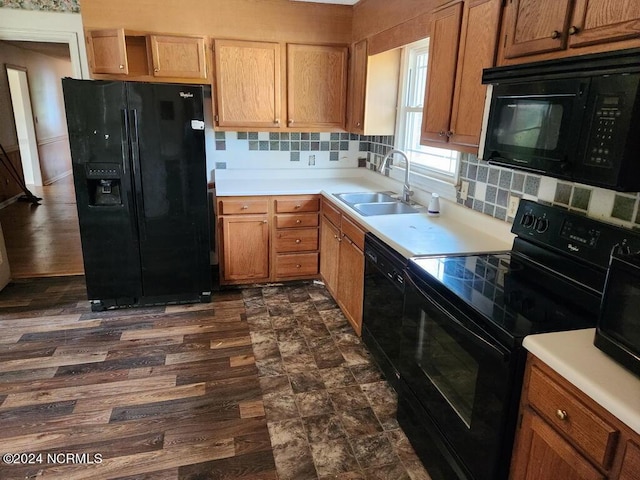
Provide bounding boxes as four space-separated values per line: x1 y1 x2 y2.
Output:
6 65 42 186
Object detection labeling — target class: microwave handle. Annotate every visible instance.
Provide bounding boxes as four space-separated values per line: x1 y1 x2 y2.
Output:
487 159 548 175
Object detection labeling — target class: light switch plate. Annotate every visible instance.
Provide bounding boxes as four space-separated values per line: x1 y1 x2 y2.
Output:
508 195 520 217
460 181 469 201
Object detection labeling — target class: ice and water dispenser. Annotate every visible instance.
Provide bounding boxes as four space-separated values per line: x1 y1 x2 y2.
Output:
85 163 123 206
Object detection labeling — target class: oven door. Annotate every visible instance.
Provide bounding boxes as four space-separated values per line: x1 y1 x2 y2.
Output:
399 270 516 480
483 78 588 179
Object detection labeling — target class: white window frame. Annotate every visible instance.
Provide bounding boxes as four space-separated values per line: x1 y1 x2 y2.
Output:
393 39 460 200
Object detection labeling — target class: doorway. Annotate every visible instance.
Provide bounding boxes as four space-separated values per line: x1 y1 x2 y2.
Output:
6 65 42 186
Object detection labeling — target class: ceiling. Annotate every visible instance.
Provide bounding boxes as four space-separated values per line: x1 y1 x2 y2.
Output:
291 0 360 5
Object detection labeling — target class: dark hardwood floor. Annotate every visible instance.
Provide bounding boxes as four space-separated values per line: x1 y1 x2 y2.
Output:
0 276 431 480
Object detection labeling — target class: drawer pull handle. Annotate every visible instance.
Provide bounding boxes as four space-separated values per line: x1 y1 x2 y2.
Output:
556 409 568 421
295 239 301 244
296 219 302 224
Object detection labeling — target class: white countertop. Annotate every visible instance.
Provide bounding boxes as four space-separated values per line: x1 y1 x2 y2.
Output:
214 168 514 258
523 328 640 435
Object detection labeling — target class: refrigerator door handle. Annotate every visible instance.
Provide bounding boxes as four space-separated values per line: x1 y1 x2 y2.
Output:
129 108 147 242
120 109 129 174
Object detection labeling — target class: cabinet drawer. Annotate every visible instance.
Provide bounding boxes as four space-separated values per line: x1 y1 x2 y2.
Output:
219 198 269 215
275 213 319 229
275 252 319 277
274 228 318 252
275 197 319 213
341 214 366 251
322 198 341 227
528 365 619 468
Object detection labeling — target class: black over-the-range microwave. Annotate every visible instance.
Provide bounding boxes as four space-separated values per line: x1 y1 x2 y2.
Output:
481 48 640 191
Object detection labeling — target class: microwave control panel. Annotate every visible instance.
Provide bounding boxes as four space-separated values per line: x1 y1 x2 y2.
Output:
585 94 622 169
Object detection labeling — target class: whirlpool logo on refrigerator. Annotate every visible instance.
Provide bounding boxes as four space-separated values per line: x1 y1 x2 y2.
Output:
179 92 194 98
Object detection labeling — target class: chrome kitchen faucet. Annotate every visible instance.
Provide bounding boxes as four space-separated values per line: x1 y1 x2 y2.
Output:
379 149 413 203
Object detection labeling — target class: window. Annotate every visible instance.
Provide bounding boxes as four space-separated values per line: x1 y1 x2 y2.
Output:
395 39 460 184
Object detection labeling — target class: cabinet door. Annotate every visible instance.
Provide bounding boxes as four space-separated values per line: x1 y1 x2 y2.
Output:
337 234 365 336
569 0 640 49
214 40 282 128
448 0 501 150
503 0 573 58
150 35 207 79
221 215 269 282
87 29 128 75
348 39 368 134
511 409 606 480
421 2 463 145
320 215 340 297
287 44 348 129
618 441 640 480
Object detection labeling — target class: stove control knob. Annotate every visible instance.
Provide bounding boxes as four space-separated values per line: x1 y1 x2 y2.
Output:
521 213 535 228
535 217 549 233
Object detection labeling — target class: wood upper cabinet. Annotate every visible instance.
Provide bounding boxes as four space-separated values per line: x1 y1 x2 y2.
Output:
150 35 207 79
421 0 501 153
503 0 640 60
348 39 368 134
287 44 348 129
87 29 129 75
347 40 400 136
214 40 282 128
511 355 640 480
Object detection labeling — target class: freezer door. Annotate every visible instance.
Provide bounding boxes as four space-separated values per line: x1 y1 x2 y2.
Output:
126 83 211 298
62 79 142 301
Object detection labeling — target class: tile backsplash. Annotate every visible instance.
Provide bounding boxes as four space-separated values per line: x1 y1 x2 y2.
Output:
458 153 640 229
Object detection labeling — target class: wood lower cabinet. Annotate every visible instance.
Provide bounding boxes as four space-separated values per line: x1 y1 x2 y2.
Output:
320 197 366 335
510 355 640 480
502 0 640 62
218 195 319 285
421 0 502 154
220 215 270 283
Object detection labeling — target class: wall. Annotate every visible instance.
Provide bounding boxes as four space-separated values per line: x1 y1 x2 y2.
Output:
0 41 73 185
80 0 352 44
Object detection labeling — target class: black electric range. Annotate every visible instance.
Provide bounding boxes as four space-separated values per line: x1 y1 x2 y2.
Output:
396 199 640 480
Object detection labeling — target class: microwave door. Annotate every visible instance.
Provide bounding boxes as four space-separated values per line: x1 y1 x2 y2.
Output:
483 79 588 178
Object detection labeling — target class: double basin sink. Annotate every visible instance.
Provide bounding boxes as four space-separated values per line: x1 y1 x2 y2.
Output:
333 192 419 216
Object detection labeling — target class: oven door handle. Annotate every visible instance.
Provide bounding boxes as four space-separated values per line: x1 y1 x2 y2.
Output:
406 273 511 362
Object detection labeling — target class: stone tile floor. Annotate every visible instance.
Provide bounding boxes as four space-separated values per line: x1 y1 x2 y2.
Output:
241 282 431 480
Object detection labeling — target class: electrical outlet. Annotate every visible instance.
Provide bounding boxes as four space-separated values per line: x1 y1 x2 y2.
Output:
508 195 520 217
308 155 315 166
460 181 469 201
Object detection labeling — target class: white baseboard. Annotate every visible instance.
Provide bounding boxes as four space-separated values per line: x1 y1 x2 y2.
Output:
44 169 72 185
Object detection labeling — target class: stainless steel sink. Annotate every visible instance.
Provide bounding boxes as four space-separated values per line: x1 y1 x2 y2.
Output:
333 191 419 216
352 201 418 216
334 192 396 204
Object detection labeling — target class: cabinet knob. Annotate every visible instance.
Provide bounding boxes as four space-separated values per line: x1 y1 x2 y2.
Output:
262 220 268 224
555 409 568 421
295 219 302 224
295 239 301 244
274 118 280 125
295 204 301 209
242 205 249 209
446 130 453 137
356 122 361 127
551 30 561 39
439 130 446 137
119 64 125 69
568 25 579 35
154 68 159 73
288 119 294 125
334 234 338 239
296 264 302 268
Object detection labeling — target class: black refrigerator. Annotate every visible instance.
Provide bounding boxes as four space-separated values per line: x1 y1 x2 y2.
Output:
62 79 211 311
